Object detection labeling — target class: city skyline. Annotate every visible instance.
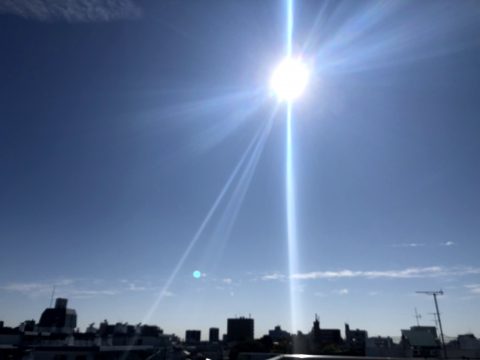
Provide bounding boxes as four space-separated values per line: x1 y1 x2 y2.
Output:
0 295 466 343
1 0 480 340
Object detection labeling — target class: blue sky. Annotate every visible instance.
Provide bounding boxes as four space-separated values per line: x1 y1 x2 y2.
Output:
1 0 480 340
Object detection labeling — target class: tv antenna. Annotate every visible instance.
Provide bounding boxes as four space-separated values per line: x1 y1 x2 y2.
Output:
49 285 56 307
428 312 439 328
416 290 447 358
414 308 422 326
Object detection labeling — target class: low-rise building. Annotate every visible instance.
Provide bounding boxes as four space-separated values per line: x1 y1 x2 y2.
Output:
400 325 440 358
185 330 201 344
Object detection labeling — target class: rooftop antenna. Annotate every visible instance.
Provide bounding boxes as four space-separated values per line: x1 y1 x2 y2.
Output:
414 308 422 326
428 312 439 330
49 285 56 307
416 290 447 359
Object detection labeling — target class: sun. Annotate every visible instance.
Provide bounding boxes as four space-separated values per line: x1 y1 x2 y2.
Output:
270 57 310 102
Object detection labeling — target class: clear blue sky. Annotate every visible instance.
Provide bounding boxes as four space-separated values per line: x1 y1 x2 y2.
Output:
1 0 480 340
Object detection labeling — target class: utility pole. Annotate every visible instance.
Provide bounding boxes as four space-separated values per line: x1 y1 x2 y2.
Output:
416 290 447 359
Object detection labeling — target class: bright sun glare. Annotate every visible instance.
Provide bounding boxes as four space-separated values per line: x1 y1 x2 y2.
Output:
270 57 310 102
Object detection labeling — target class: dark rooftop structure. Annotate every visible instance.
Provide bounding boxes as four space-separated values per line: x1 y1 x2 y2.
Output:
38 298 77 333
227 317 254 342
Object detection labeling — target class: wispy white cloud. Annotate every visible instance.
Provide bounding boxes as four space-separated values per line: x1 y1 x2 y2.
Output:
69 289 118 298
392 241 457 248
465 284 480 295
293 266 480 280
222 278 233 284
1 278 157 299
162 290 175 297
392 243 425 248
1 282 54 295
1 279 74 297
261 266 480 281
261 273 286 281
442 241 456 247
0 0 141 22
334 288 349 295
126 283 148 292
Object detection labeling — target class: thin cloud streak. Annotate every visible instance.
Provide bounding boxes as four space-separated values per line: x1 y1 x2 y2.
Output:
392 242 457 248
334 288 349 295
292 266 480 280
442 241 456 247
69 289 119 298
0 279 74 296
1 282 57 295
392 243 425 248
261 273 286 281
0 278 156 299
0 0 141 22
261 266 480 281
465 284 480 295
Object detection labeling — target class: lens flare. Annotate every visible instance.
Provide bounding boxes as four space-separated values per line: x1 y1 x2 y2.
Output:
270 57 310 102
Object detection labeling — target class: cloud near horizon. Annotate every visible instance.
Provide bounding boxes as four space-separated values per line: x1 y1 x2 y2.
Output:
0 278 155 299
262 266 480 281
261 273 286 281
392 243 425 248
443 241 456 247
0 0 141 22
465 284 480 295
392 241 457 248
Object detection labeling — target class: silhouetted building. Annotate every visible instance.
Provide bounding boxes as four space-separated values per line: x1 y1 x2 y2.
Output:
311 315 321 342
18 320 36 332
447 334 480 359
311 314 342 346
0 324 22 346
401 325 440 358
268 325 290 341
141 325 163 337
209 327 220 342
0 300 175 360
345 323 367 355
366 336 403 357
457 334 480 350
227 317 254 342
38 298 77 334
185 330 201 343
